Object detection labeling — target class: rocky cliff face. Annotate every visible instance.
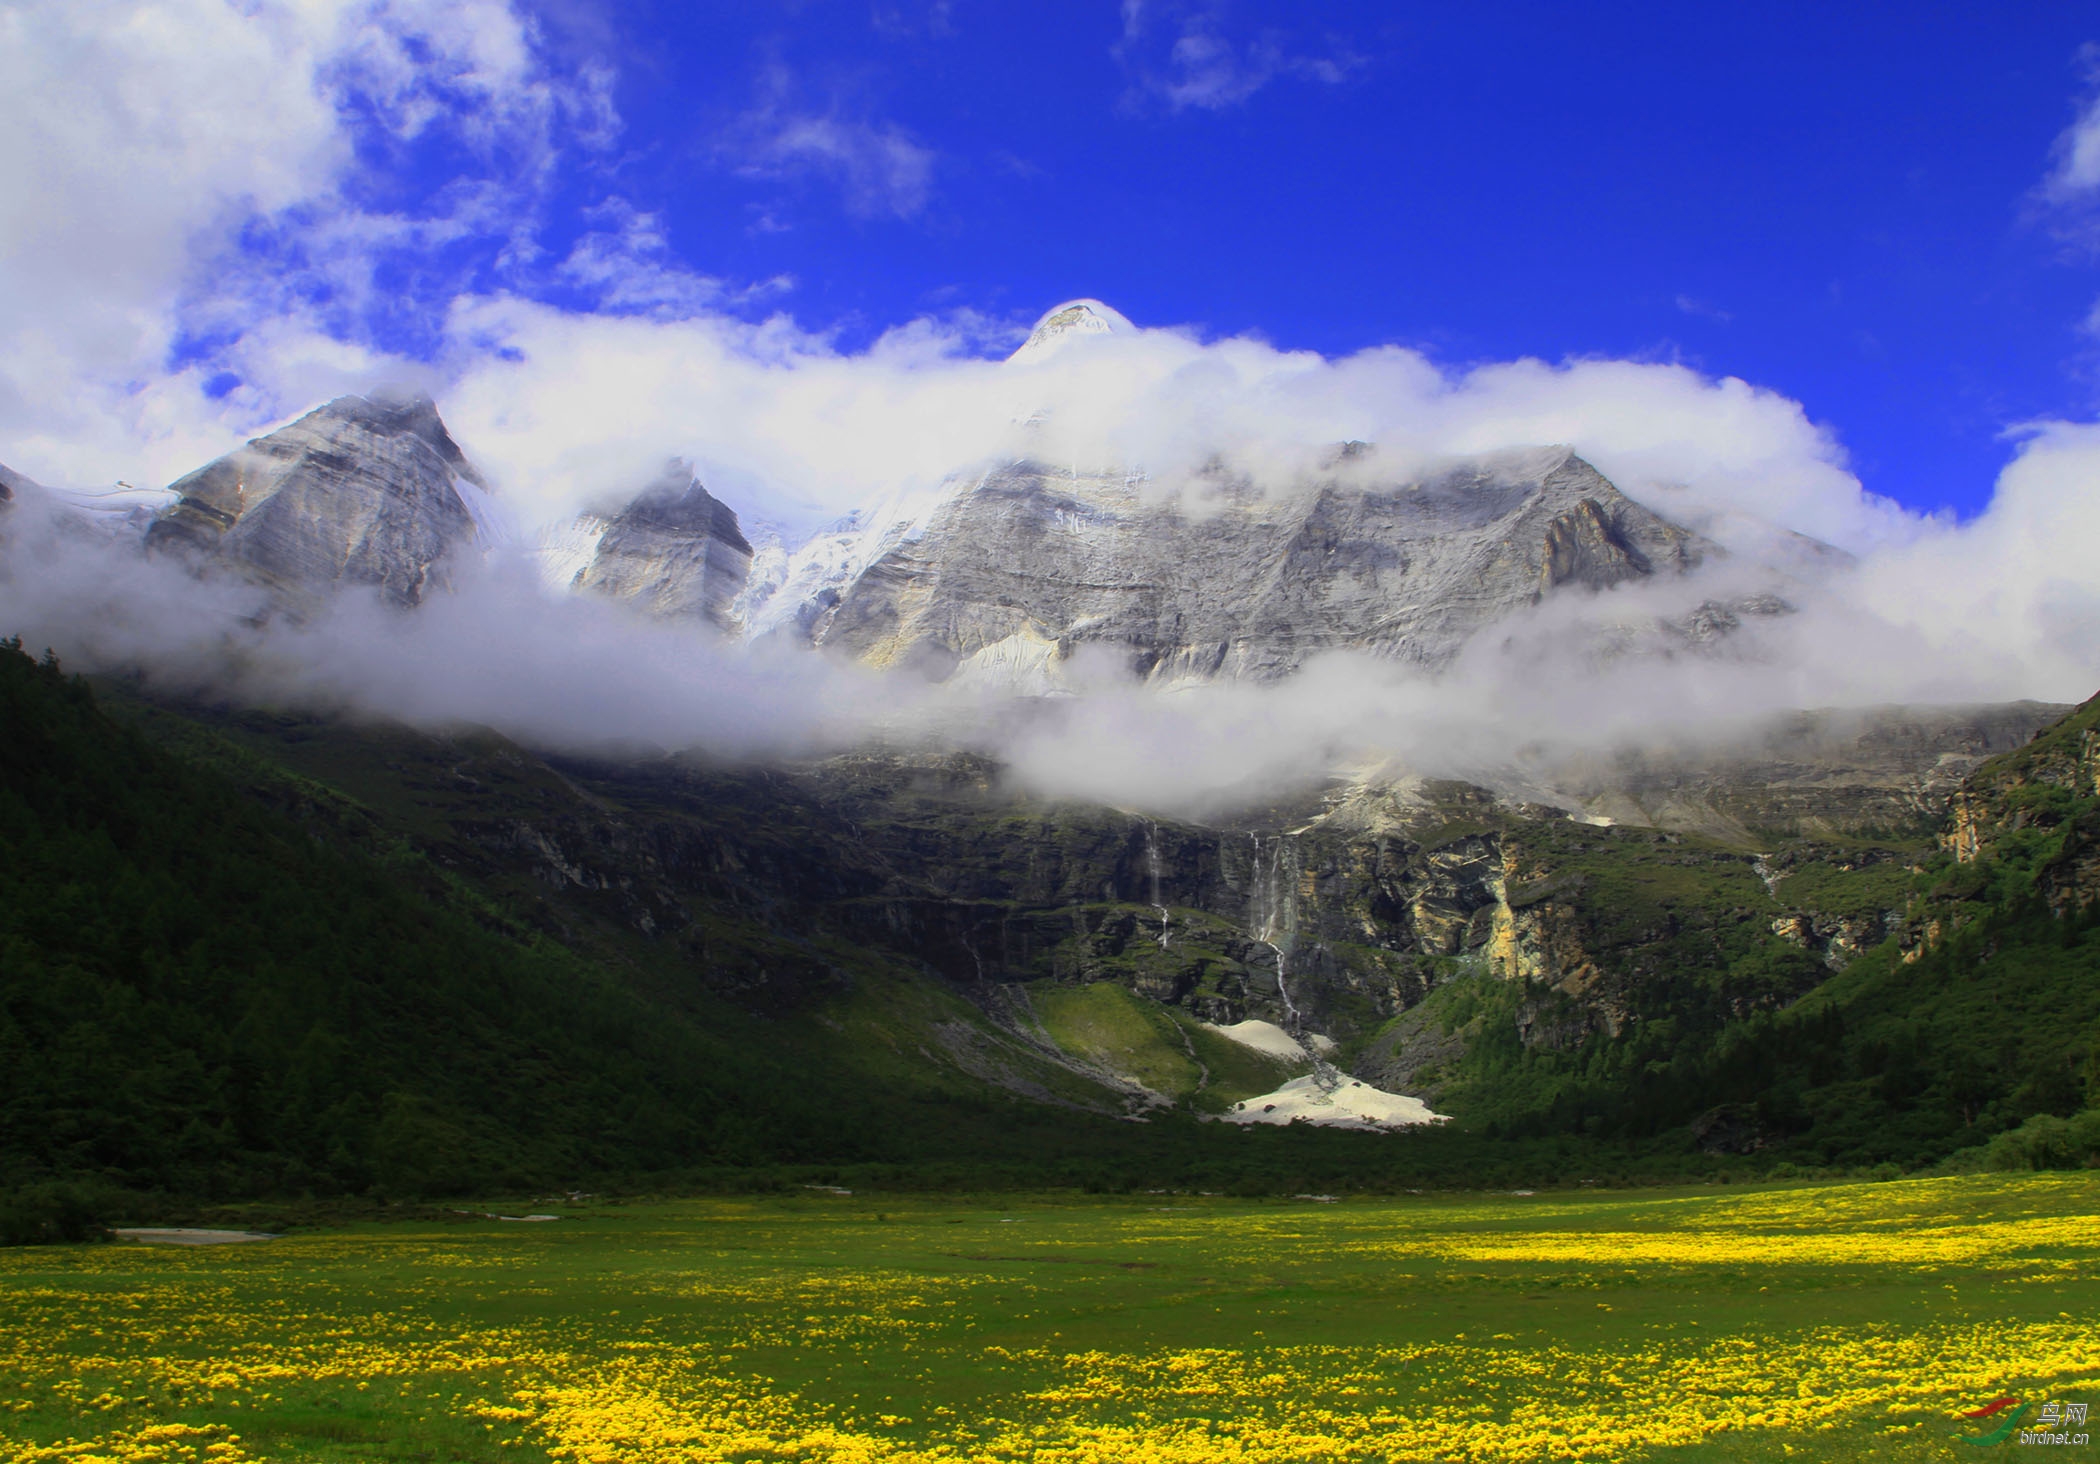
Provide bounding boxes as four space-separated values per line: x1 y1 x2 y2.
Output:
1937 690 2100 919
0 462 29 504
800 446 1724 685
556 463 753 628
145 394 492 609
1502 701 2072 842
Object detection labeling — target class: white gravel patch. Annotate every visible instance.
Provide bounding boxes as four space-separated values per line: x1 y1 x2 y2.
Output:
1202 1019 1333 1061
1223 1073 1446 1130
114 1228 277 1246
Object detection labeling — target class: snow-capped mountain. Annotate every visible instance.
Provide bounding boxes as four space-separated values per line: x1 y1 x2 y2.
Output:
1005 298 1133 364
725 301 1820 686
105 300 1833 683
731 485 953 643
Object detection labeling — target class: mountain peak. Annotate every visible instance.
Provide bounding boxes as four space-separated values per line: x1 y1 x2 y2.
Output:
145 392 486 608
555 460 754 628
611 460 752 555
309 393 482 487
1008 299 1133 363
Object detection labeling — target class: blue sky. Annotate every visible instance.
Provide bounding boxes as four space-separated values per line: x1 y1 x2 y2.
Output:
477 0 2100 521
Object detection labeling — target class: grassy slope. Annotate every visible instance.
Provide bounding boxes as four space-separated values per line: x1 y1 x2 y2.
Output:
5 1174 2096 1463
1027 981 1303 1111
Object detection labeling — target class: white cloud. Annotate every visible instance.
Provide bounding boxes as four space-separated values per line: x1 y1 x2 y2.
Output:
0 0 605 489
1114 0 1363 113
1837 419 2100 702
2040 47 2100 351
870 1 956 41
1674 294 1733 324
556 198 757 318
723 67 938 220
431 297 1908 564
2042 44 2100 206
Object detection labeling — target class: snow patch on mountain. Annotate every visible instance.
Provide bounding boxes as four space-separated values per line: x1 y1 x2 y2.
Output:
533 514 611 592
733 475 971 640
1008 299 1134 365
36 480 177 540
947 625 1073 696
451 475 513 550
1202 1019 1331 1061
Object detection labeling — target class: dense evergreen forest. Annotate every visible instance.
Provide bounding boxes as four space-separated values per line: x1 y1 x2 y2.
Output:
1 637 2095 1234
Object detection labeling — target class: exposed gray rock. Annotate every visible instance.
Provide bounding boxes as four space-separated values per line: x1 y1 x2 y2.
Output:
0 461 30 503
1493 700 2076 840
145 394 489 609
569 462 752 628
810 446 1720 684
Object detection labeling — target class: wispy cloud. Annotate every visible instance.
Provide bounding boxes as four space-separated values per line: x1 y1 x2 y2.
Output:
722 65 938 220
0 0 614 485
870 1 956 41
1674 294 1733 324
1114 0 1364 113
2034 47 2100 354
2041 43 2100 210
557 198 792 318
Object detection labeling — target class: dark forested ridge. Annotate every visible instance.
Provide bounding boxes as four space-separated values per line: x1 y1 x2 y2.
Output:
0 641 1486 1203
2 636 2096 1218
0 636 835 1196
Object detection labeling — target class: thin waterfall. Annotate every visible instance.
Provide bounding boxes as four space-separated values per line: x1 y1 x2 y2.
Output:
1144 819 1171 948
1246 832 1354 1092
1248 833 1301 1028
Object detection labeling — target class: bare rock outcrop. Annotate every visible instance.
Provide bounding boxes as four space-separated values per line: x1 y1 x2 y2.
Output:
145 394 490 609
809 447 1720 685
567 463 752 629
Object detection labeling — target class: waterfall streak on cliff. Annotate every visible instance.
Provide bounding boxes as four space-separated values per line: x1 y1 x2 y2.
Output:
1145 820 1171 948
1248 833 1301 1028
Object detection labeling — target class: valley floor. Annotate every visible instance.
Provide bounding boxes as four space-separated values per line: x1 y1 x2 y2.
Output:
4 1176 2098 1463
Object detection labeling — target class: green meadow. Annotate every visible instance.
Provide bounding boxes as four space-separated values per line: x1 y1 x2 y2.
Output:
4 1174 2097 1463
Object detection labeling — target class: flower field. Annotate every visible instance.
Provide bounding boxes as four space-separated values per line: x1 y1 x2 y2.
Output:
3 1174 2097 1462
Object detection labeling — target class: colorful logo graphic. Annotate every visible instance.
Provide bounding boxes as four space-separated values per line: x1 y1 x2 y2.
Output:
1953 1397 2026 1447
1952 1396 2090 1448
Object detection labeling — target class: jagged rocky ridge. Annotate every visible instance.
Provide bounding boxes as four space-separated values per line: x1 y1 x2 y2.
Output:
1939 691 2100 920
540 462 752 628
145 394 493 609
772 446 1754 686
132 396 757 627
113 307 1818 685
